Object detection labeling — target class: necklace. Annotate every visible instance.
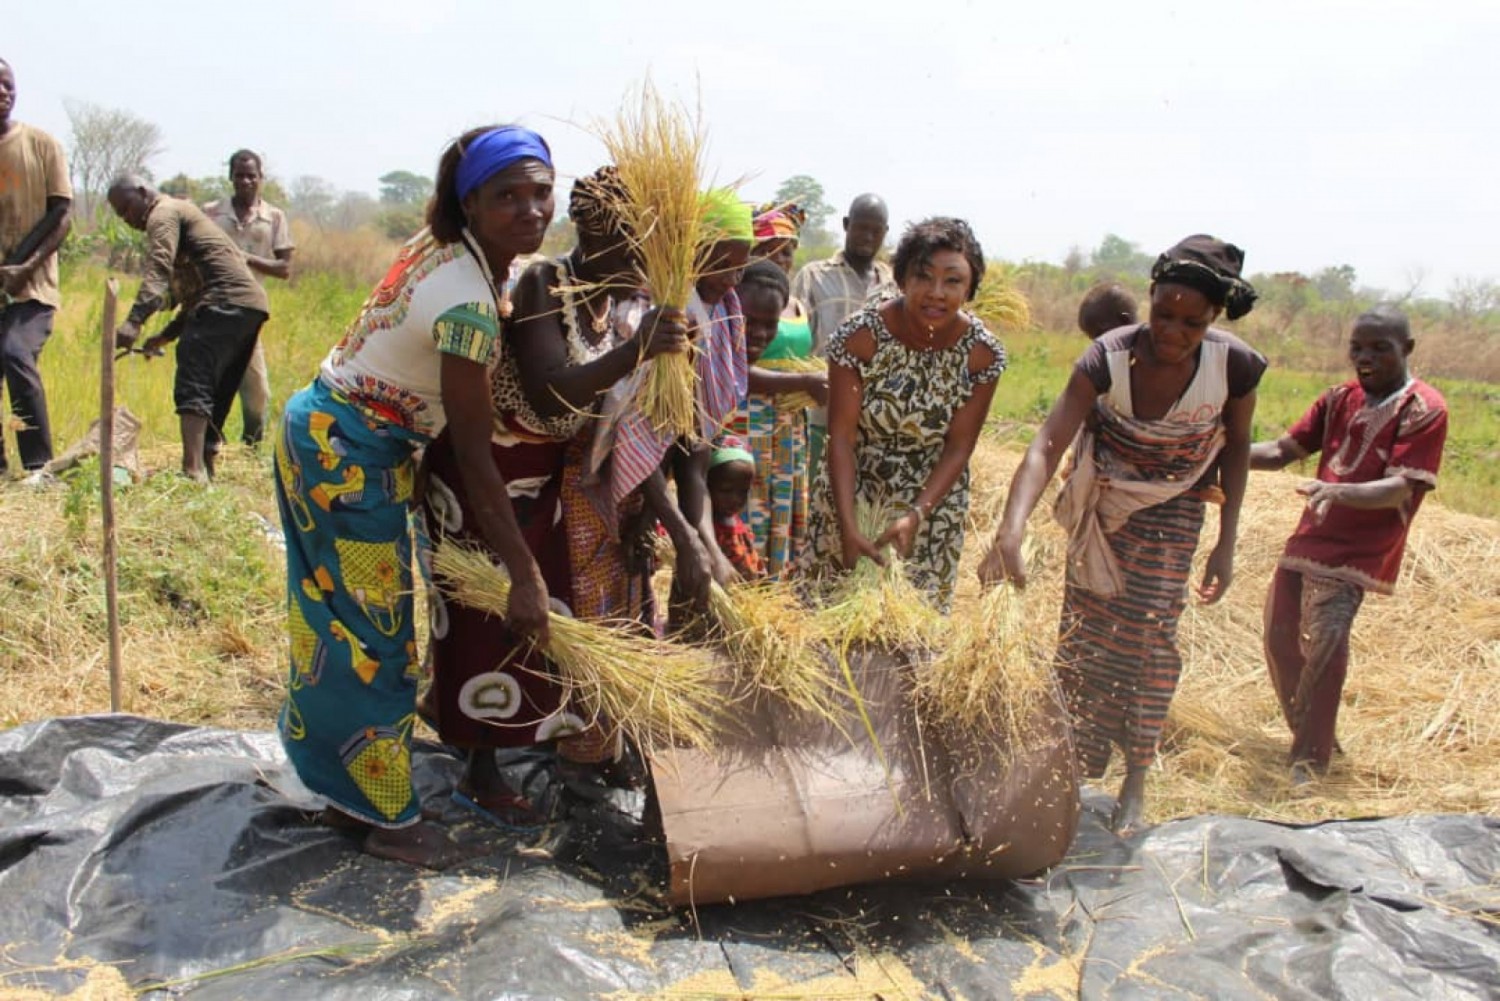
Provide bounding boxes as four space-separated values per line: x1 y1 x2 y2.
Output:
557 256 617 366
566 252 614 335
460 227 513 319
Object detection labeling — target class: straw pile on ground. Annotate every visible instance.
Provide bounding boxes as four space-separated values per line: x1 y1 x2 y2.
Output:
431 540 727 752
593 80 712 438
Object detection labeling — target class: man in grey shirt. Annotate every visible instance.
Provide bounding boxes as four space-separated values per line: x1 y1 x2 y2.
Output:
789 193 892 472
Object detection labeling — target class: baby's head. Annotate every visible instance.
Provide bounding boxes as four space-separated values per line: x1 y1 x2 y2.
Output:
1077 281 1140 339
707 445 756 519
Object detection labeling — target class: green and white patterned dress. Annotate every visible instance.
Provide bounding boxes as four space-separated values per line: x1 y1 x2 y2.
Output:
798 303 1005 609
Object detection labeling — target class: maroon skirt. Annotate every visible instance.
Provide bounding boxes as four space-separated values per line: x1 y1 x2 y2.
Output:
421 430 577 749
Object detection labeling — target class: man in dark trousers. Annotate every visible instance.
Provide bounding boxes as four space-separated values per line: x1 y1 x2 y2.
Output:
0 57 73 477
108 174 268 481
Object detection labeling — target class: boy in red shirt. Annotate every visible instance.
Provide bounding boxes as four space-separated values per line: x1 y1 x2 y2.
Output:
1251 306 1447 780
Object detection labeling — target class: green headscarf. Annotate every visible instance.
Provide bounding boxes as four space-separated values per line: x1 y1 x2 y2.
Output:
709 445 756 471
700 188 753 243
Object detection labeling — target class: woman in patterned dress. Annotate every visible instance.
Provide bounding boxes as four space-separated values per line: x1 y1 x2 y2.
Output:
274 126 558 868
978 234 1265 835
798 217 1005 610
730 208 827 577
420 167 693 825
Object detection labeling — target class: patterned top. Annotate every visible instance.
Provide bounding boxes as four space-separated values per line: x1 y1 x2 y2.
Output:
606 287 747 505
489 256 626 445
715 514 766 579
1076 324 1266 417
798 304 1005 608
1279 378 1448 594
320 230 502 441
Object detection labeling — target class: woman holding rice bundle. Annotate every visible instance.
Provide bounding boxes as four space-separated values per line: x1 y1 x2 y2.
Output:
798 216 1006 610
274 125 557 867
602 189 752 616
978 234 1265 835
421 166 694 826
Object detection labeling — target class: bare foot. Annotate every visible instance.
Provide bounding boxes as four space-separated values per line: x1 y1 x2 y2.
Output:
363 820 479 870
1109 768 1148 836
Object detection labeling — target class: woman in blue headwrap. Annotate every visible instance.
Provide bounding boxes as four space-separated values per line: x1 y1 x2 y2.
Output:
273 124 557 867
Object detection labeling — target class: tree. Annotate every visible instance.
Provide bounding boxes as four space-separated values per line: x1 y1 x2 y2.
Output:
1313 264 1357 302
64 99 165 221
330 191 379 231
379 170 433 207
289 176 339 228
773 175 836 248
1089 234 1153 279
159 173 231 204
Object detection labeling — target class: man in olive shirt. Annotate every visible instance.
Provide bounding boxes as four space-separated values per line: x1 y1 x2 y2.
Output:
108 174 268 481
204 149 294 447
0 57 73 475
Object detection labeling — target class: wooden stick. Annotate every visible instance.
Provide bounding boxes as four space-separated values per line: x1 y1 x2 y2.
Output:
100 279 122 713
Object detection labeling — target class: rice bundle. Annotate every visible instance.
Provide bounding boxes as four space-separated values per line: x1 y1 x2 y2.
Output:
915 582 1050 754
811 500 943 653
594 81 713 437
755 356 827 411
708 580 843 721
431 540 727 751
968 273 1032 333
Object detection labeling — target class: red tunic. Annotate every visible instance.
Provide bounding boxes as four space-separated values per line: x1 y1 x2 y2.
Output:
715 514 766 580
1279 378 1448 594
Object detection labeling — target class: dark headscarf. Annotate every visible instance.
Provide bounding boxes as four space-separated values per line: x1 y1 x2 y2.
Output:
1151 234 1258 320
568 165 631 239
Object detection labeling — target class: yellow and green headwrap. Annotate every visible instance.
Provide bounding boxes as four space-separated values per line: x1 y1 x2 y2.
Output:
700 188 753 243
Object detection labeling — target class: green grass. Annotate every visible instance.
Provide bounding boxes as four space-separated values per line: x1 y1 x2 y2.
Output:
30 265 367 456
984 328 1499 517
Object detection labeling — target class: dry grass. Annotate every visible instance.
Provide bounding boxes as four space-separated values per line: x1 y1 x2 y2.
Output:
962 439 1500 824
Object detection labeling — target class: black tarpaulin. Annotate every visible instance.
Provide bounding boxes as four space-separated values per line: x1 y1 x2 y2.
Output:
1 716 1496 999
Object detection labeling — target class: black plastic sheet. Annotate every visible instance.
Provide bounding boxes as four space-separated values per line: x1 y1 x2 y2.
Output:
2 716 1496 999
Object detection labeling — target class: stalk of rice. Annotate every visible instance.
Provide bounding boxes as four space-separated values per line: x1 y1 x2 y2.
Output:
432 540 727 751
811 499 943 652
708 580 844 723
755 356 826 411
915 581 1049 754
593 80 714 438
968 273 1032 333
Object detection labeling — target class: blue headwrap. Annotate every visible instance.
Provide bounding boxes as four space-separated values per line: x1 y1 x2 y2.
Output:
455 127 553 201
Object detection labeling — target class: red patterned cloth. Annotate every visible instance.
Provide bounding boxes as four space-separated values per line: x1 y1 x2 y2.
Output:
715 514 766 580
1279 378 1447 594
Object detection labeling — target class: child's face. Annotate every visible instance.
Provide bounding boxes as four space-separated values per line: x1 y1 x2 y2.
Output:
741 286 783 364
708 461 754 518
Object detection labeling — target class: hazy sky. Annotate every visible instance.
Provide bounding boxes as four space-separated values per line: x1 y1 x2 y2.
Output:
10 1 1497 296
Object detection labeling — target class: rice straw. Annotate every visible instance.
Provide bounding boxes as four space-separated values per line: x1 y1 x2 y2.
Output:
432 540 727 751
593 80 715 438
